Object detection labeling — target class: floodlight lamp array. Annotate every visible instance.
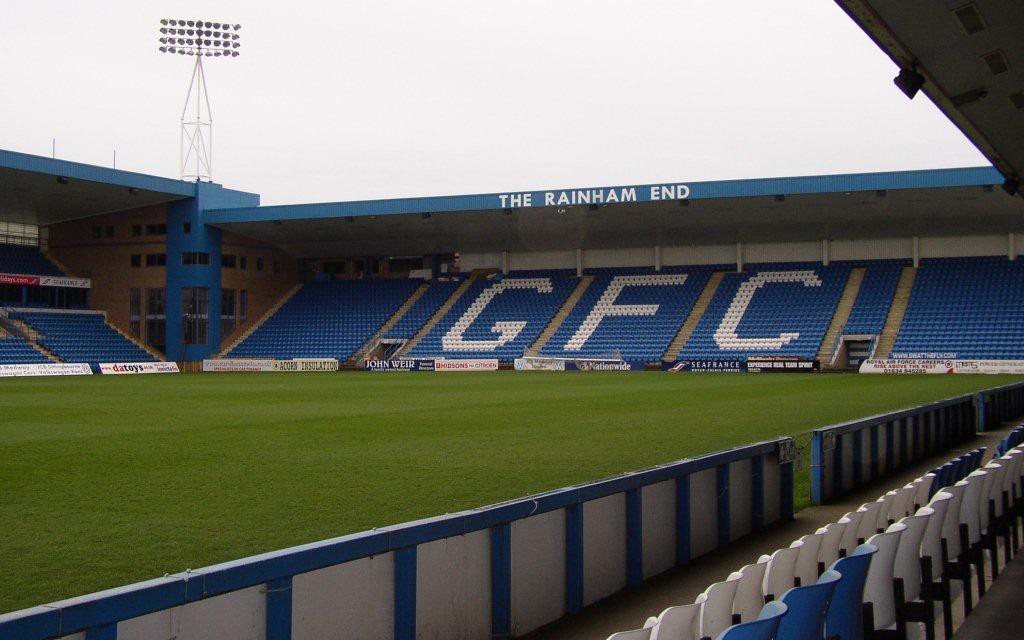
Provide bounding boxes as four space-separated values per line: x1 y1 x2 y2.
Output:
158 19 241 57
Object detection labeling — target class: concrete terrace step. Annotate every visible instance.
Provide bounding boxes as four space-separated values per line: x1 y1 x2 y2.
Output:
220 283 303 356
873 266 918 359
663 271 726 361
396 270 492 356
525 275 594 357
817 267 866 367
349 280 432 364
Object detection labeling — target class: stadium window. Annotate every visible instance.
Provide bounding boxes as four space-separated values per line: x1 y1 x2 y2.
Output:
145 223 167 236
220 288 236 337
182 287 209 345
239 256 247 271
323 260 345 275
145 253 166 267
182 252 210 266
91 226 101 239
256 257 264 272
129 288 141 337
372 259 381 275
221 254 237 269
130 254 141 268
132 224 141 237
145 288 166 352
239 289 248 322
273 261 280 274
183 222 191 234
105 226 115 238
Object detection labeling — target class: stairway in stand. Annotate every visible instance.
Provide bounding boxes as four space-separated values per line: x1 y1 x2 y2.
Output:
396 270 492 356
219 283 303 356
662 271 725 362
348 280 431 365
816 267 865 367
873 266 917 358
524 275 594 357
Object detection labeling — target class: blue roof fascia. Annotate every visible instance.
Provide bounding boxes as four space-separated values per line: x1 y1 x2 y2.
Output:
203 166 1003 224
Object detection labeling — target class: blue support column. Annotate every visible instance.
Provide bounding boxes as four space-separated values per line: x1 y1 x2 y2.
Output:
626 488 643 588
752 455 765 531
565 504 584 614
165 182 259 362
394 546 417 640
675 475 691 565
490 524 511 640
265 576 292 640
716 464 731 547
810 432 824 505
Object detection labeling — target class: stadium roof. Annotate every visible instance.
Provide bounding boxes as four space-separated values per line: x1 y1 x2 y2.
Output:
0 149 200 225
208 167 1023 258
836 0 1024 192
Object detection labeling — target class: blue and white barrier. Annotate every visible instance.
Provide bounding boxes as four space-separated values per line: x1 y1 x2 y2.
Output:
0 439 795 640
810 383 1024 505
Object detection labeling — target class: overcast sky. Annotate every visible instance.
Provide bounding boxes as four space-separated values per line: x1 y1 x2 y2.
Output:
0 1 987 206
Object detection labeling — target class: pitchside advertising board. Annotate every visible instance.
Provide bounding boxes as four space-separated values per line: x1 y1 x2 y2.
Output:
364 358 499 371
0 362 92 378
860 359 1024 375
0 272 91 288
663 360 747 372
203 358 339 372
663 357 817 373
99 362 180 375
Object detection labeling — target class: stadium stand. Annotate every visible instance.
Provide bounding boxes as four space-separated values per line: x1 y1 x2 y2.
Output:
842 261 907 336
405 272 578 361
891 257 1024 359
386 280 461 340
0 331 51 364
9 311 155 365
604 429 1024 640
0 242 64 276
540 266 715 361
227 279 422 360
679 263 851 361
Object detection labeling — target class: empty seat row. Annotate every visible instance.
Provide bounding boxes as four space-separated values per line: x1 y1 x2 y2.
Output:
9 311 154 365
607 430 1024 640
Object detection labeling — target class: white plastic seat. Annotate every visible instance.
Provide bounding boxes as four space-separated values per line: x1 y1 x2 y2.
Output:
793 532 825 587
607 628 652 640
961 470 988 548
911 475 935 511
839 510 865 555
857 501 884 541
816 519 847 570
863 522 907 631
921 492 953 582
696 572 743 640
731 558 769 624
893 509 933 604
876 492 898 531
648 603 699 640
761 541 803 600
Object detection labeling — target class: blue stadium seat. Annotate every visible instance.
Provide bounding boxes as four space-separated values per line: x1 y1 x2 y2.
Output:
9 311 155 365
386 280 461 340
714 601 788 640
843 261 907 335
229 279 422 360
680 263 851 361
0 332 51 364
892 256 1024 359
0 242 64 276
541 266 717 361
824 543 877 640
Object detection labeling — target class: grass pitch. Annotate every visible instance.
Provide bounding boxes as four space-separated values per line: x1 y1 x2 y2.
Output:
1 371 1019 611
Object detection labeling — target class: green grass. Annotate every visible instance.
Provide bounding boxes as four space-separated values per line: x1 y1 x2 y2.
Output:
0 372 1019 611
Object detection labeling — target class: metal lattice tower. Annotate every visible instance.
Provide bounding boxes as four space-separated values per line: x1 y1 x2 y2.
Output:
158 19 242 182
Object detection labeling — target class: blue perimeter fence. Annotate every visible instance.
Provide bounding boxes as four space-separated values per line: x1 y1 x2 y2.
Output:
810 382 1024 505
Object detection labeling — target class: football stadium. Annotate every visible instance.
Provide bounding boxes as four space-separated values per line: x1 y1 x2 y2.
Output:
2 2 1024 640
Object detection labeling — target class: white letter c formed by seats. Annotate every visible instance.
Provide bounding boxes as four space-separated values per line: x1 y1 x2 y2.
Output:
713 270 821 351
